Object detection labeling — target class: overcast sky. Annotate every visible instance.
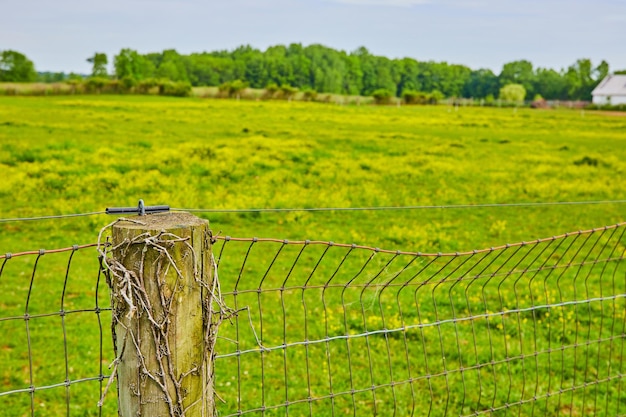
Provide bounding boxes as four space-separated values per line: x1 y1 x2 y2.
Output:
2 0 625 74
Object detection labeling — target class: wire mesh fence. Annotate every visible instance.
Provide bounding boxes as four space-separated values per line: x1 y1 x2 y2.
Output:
211 224 626 416
1 221 625 416
0 244 117 416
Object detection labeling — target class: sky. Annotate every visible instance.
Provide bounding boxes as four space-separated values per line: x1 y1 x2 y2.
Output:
2 0 625 75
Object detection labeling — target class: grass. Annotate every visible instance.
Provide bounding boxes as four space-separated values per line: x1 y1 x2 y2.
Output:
0 96 625 416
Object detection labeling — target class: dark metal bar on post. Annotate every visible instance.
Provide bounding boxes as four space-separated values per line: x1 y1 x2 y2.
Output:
105 200 170 216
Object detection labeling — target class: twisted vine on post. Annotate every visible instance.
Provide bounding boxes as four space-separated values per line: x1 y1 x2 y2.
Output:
98 212 231 417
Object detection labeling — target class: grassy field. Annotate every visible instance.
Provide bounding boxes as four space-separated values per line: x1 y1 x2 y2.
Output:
1 96 625 249
0 96 625 416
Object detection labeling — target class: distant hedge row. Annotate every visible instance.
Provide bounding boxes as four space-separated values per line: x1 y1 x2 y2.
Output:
0 78 192 97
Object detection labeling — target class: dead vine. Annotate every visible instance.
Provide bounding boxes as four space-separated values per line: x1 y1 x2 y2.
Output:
97 217 240 416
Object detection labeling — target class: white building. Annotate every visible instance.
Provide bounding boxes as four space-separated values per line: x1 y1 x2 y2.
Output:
591 74 626 105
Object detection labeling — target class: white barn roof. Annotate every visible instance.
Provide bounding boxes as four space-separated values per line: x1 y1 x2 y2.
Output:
592 75 626 97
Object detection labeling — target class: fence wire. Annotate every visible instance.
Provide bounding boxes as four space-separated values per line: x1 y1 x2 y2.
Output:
1 199 626 223
0 244 115 417
212 224 626 417
1 223 625 417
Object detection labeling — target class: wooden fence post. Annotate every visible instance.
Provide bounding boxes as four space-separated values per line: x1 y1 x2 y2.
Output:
108 212 214 416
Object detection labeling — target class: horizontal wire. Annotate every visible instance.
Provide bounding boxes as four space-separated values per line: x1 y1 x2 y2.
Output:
218 360 623 417
174 199 626 214
0 199 623 223
0 211 106 223
214 293 626 359
0 376 109 397
464 374 625 417
0 308 112 323
215 222 626 257
1 243 99 260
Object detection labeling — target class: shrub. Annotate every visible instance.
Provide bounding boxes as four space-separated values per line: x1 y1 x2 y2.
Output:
85 77 109 94
429 90 444 104
136 78 160 94
119 77 136 93
279 84 298 101
219 80 248 99
585 103 626 112
499 84 526 103
402 90 443 105
573 156 599 167
66 78 85 94
158 80 191 97
371 88 393 105
402 90 427 105
302 88 317 101
263 83 280 100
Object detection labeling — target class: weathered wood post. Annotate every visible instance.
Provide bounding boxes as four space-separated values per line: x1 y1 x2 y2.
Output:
108 212 215 416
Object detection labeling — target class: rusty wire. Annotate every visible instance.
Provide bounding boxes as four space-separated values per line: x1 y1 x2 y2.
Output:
211 223 626 416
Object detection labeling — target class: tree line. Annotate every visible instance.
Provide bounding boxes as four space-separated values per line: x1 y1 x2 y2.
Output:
2 45 623 101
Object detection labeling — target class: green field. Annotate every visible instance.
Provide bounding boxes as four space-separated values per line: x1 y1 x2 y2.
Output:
1 96 625 416
1 96 625 250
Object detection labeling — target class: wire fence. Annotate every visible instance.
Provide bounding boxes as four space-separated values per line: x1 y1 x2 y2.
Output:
0 244 116 416
1 221 625 416
211 223 626 416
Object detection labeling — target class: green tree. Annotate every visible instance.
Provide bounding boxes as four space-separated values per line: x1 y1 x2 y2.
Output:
37 71 66 83
355 47 378 96
564 58 602 100
533 68 567 100
155 49 189 82
0 50 37 82
113 48 155 83
594 60 610 83
265 45 293 86
463 68 498 98
499 60 534 99
87 52 108 77
396 58 421 96
441 64 472 97
499 83 526 103
286 43 311 88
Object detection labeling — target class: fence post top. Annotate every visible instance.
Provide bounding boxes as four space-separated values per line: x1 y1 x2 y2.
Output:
113 212 208 231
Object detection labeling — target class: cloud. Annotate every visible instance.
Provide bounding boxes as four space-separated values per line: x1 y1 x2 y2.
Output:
331 0 431 6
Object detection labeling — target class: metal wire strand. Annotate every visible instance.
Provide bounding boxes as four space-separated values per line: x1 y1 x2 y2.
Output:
0 199 624 224
172 199 626 214
0 211 106 223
